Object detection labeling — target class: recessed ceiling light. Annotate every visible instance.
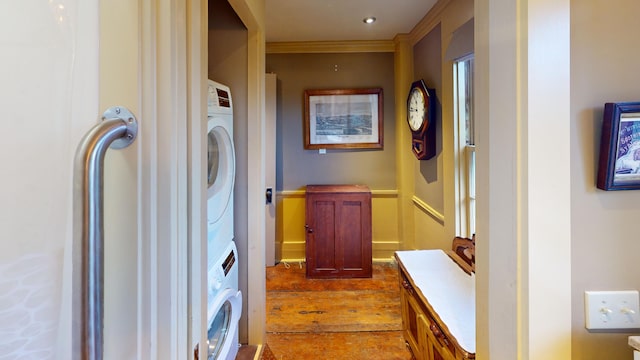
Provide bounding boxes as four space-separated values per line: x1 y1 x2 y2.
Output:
363 17 376 24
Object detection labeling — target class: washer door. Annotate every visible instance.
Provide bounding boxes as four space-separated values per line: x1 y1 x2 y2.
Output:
207 289 242 360
207 119 235 225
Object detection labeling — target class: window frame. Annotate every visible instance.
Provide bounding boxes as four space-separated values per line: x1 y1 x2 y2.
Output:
453 55 475 239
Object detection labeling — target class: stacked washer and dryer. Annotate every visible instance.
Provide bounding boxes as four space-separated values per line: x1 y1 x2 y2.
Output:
206 80 242 360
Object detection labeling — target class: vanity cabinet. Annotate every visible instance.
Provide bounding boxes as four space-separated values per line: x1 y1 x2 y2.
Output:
305 185 372 278
395 250 475 360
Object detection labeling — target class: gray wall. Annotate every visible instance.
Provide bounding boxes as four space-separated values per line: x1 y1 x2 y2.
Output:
208 0 250 344
413 25 444 213
266 52 396 191
571 0 640 358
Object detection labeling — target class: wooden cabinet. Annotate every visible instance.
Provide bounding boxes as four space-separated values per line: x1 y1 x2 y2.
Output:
396 250 475 360
305 185 372 278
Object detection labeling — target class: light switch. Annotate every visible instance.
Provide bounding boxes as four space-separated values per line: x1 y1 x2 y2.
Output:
585 290 640 330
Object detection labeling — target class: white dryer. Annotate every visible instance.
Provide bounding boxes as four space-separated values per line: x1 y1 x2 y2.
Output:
207 241 242 360
207 80 236 266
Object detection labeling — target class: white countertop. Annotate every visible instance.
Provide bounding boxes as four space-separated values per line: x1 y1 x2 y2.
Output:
396 249 476 354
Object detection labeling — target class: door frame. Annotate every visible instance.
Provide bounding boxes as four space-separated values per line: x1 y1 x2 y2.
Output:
101 0 207 357
127 0 266 356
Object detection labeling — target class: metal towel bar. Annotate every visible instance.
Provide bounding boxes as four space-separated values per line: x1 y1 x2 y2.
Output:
73 106 138 360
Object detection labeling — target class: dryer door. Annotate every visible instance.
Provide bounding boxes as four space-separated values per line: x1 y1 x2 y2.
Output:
207 119 235 225
207 288 242 360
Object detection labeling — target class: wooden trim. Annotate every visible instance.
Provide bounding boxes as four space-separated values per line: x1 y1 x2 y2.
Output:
266 40 395 54
412 195 445 223
446 250 475 275
246 29 267 346
278 189 306 197
278 189 398 198
371 189 399 197
229 0 268 346
281 241 401 263
187 0 208 353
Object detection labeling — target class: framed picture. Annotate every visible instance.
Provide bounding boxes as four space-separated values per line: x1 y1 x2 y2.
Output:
303 88 383 149
597 102 640 190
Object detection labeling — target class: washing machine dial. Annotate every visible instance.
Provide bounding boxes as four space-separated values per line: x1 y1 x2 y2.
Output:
209 272 223 293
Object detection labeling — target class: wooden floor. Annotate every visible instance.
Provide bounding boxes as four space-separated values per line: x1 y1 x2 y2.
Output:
262 261 413 360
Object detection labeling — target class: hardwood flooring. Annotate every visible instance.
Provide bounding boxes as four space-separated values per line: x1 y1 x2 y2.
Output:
264 261 413 360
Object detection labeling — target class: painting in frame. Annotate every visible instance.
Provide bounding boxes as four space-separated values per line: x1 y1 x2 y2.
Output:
597 102 640 190
303 88 383 150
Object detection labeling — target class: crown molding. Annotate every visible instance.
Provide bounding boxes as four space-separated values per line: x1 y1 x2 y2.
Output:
266 40 396 54
409 0 453 45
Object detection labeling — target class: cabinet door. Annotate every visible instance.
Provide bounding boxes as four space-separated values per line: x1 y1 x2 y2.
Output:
306 194 338 275
337 192 371 275
424 316 456 360
426 338 449 360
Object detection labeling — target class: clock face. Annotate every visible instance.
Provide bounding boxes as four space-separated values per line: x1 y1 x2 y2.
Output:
408 88 426 131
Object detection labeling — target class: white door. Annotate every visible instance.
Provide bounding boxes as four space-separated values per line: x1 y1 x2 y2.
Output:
0 0 205 359
265 73 277 266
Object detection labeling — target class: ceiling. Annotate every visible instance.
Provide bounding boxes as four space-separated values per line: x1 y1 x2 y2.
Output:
265 0 438 43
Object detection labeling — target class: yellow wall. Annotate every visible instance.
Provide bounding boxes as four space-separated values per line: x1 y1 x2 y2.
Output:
277 190 400 262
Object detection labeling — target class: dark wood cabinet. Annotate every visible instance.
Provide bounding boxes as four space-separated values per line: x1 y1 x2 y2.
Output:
305 185 372 278
396 250 475 360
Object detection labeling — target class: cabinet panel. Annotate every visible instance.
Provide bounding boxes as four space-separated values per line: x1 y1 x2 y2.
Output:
340 199 367 269
428 339 448 360
311 200 337 270
401 286 423 359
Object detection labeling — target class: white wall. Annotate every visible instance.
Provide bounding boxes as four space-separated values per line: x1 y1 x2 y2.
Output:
0 1 98 358
571 1 640 358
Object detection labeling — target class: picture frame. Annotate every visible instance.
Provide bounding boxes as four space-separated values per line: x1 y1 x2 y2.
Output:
597 102 640 190
303 88 383 150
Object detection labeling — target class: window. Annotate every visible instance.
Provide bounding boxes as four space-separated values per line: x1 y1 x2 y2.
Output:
454 55 475 238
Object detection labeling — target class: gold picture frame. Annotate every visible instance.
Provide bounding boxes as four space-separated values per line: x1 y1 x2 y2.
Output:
303 88 383 150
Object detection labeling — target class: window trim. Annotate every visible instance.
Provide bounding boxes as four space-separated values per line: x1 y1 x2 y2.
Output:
453 55 475 238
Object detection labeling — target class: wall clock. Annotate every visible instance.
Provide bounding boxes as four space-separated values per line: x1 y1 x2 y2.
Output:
407 79 435 160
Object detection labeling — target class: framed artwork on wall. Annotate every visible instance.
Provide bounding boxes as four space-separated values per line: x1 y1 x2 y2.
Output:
597 102 640 190
303 88 383 150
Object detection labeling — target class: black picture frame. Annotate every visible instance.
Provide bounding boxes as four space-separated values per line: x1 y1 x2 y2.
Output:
597 102 640 190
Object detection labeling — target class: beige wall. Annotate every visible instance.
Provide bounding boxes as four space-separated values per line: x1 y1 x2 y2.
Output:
266 52 397 190
571 0 640 358
413 24 444 213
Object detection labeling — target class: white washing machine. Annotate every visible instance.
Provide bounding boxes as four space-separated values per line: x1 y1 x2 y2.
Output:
207 79 236 266
207 241 242 360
